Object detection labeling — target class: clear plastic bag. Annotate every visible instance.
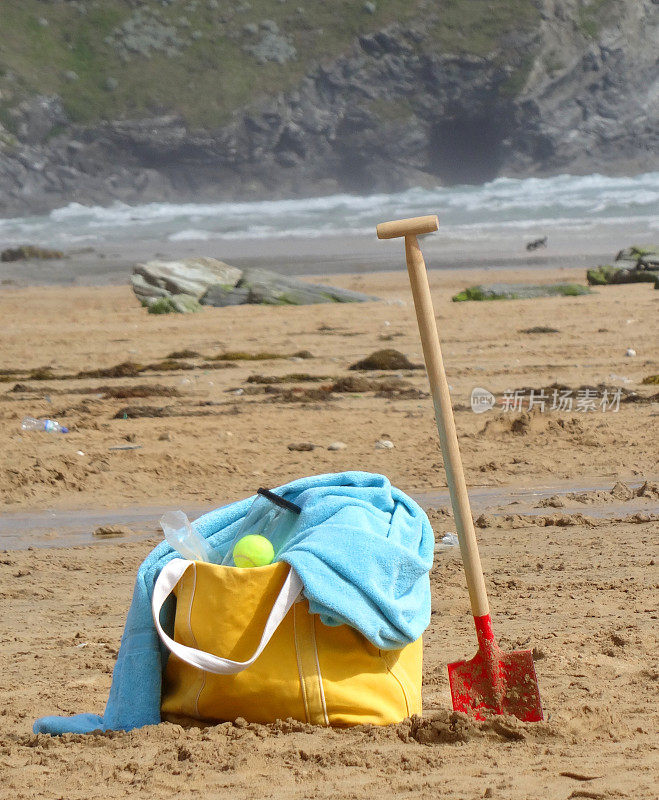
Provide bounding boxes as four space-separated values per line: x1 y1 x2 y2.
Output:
160 510 215 562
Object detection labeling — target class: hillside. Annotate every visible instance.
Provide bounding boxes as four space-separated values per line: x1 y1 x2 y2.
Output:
0 0 656 215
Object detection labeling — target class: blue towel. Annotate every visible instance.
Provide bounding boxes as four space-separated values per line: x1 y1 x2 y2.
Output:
34 471 433 735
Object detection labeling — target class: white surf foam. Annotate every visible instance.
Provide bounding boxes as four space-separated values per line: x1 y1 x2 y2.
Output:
0 172 656 248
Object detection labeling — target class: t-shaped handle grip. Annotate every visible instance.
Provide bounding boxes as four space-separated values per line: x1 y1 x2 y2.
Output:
376 215 439 240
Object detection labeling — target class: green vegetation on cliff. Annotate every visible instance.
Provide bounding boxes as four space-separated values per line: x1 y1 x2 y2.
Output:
576 0 617 39
0 0 544 129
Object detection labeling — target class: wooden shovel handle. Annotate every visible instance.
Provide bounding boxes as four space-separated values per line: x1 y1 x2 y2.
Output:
405 235 490 618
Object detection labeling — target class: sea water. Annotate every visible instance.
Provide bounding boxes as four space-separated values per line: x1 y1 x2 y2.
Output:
0 172 656 253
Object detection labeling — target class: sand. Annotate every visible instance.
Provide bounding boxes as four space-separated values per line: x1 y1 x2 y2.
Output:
0 266 657 799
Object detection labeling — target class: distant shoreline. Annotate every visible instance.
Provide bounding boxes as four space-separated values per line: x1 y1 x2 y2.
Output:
1 172 656 287
0 228 640 288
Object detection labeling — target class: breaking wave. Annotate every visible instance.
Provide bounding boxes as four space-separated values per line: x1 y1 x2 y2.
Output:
0 172 656 248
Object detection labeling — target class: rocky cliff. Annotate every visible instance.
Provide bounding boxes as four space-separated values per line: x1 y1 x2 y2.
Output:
0 0 656 216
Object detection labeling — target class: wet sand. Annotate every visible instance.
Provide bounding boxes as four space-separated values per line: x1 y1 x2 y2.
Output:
1 478 656 551
0 223 635 286
0 266 657 799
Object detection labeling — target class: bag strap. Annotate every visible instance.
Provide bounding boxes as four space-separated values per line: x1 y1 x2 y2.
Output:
152 558 303 675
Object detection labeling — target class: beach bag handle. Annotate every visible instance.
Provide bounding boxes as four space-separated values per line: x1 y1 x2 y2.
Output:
152 558 303 675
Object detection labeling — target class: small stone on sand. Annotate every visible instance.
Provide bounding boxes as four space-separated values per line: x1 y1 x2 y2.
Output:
93 525 131 538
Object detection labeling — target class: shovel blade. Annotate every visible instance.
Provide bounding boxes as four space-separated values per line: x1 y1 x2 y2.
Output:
448 647 543 722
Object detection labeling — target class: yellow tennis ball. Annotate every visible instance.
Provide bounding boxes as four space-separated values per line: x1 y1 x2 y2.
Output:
233 534 275 568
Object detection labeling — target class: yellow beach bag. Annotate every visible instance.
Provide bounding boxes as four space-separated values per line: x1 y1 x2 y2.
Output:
152 558 422 726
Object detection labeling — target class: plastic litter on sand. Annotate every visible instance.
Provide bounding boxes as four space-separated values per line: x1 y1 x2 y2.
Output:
434 532 459 552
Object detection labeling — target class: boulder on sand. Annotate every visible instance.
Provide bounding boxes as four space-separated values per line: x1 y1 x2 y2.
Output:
200 285 251 307
587 245 659 286
586 265 658 286
222 267 378 306
132 258 242 303
147 295 203 315
615 245 659 270
131 258 378 312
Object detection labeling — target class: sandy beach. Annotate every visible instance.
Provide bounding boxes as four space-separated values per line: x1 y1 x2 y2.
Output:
1 264 657 799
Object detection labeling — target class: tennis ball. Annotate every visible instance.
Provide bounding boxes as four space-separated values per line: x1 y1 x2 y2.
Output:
233 534 275 568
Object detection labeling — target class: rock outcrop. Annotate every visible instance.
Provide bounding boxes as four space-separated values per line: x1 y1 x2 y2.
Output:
218 268 378 307
131 258 243 302
452 283 592 302
587 245 659 287
0 1 656 215
1 245 64 261
132 258 378 312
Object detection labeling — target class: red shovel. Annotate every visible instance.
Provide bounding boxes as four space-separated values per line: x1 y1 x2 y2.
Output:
377 216 543 722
